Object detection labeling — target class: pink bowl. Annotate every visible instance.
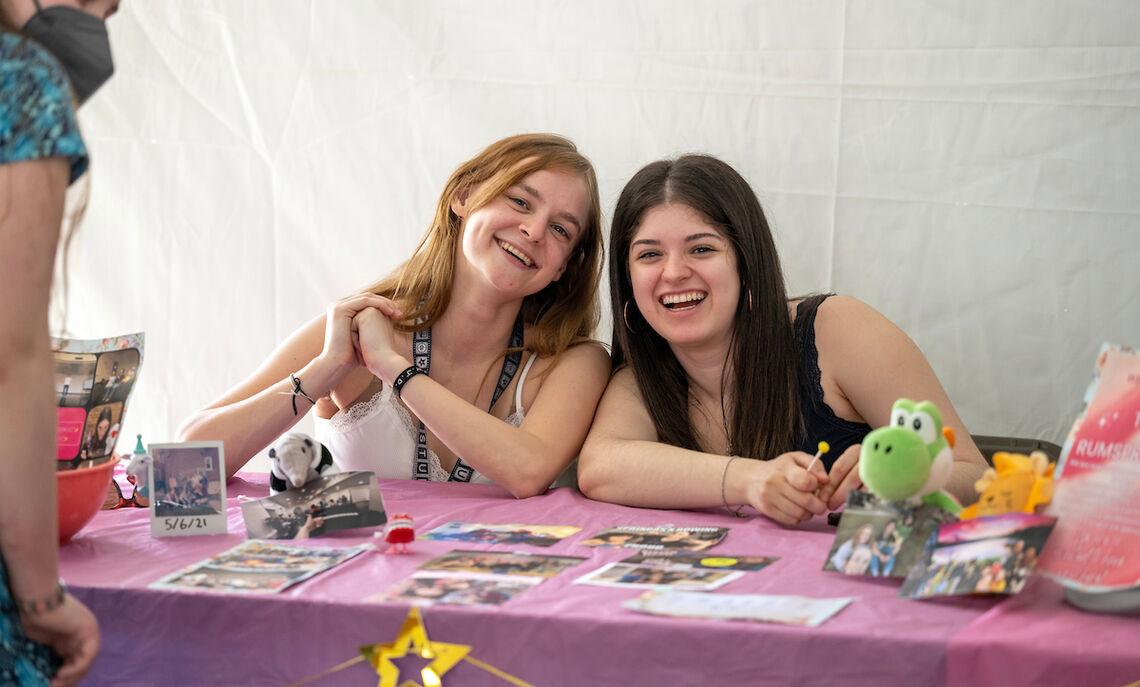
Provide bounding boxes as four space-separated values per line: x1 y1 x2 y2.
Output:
57 455 119 544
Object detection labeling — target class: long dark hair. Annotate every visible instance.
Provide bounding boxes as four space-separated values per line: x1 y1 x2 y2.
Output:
609 155 801 460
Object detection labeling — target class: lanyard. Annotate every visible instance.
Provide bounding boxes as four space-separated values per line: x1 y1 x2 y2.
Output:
412 313 524 482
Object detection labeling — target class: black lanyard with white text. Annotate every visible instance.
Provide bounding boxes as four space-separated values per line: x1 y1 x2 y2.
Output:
411 313 524 481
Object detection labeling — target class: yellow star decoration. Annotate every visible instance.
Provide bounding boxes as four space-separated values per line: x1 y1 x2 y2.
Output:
361 607 470 687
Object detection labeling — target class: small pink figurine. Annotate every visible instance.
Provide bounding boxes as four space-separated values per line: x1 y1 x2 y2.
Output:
381 514 415 554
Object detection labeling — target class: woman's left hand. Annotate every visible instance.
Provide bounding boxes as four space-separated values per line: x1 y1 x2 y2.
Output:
353 305 409 384
818 444 862 511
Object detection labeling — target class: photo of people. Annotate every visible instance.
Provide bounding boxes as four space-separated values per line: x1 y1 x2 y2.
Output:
78 403 122 462
151 540 371 594
579 526 728 553
375 574 537 607
823 491 955 578
151 443 224 517
52 351 96 408
574 562 742 591
239 472 387 539
419 550 586 578
420 521 581 547
899 512 1057 599
92 348 140 405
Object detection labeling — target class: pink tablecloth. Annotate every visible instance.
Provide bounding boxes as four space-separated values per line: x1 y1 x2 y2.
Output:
59 474 1138 687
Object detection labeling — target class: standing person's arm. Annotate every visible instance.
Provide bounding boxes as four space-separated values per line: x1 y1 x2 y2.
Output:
0 158 99 687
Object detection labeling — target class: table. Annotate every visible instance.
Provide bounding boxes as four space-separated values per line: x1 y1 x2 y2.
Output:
59 474 1139 686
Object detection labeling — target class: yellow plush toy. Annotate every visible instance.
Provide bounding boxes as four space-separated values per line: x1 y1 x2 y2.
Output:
959 450 1055 520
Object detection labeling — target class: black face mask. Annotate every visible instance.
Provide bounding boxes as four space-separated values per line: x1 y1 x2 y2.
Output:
22 0 114 104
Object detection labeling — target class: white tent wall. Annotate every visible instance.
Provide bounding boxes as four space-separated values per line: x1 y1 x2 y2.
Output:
61 1 1139 472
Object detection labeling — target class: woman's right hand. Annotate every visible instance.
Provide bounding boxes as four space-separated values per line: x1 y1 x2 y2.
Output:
319 294 403 376
735 452 829 526
20 594 100 687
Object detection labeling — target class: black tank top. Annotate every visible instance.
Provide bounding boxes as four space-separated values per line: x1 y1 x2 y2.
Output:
792 294 871 470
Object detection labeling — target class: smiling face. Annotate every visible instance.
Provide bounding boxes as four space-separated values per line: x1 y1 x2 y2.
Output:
628 203 740 353
454 168 589 300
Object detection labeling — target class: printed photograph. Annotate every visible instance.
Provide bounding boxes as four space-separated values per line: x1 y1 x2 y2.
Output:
375 573 537 607
92 348 140 405
579 526 728 552
575 562 742 591
78 403 122 462
822 490 954 578
53 351 96 408
151 540 371 594
240 471 387 539
899 512 1057 599
419 550 586 578
420 521 580 547
151 443 224 517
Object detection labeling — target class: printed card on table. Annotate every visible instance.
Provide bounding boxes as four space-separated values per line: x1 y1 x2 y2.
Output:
823 490 955 578
574 562 741 591
371 550 587 607
1038 344 1140 591
151 540 370 594
624 590 853 628
240 471 387 540
420 521 580 547
53 333 145 470
148 441 226 536
621 551 778 572
579 526 728 552
417 550 585 578
898 512 1056 599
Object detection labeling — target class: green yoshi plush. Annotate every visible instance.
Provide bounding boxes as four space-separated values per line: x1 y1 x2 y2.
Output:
857 399 961 514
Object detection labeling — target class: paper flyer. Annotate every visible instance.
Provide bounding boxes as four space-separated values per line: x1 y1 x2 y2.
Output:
53 333 145 469
624 590 853 627
150 540 370 594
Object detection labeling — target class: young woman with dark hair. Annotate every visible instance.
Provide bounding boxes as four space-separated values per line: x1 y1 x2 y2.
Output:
579 155 986 526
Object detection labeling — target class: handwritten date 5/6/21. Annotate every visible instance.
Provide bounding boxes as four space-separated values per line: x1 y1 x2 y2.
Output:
164 517 207 531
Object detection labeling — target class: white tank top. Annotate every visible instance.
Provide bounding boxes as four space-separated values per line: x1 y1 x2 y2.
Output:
314 354 538 484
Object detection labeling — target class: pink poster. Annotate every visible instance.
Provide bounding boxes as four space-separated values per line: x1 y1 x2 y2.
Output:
1038 345 1140 591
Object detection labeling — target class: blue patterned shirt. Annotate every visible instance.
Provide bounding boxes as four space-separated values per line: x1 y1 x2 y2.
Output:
0 32 88 184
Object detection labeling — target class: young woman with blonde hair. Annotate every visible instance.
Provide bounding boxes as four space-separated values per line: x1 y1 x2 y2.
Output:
179 133 609 498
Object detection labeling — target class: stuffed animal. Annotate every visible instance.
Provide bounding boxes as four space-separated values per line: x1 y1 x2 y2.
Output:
125 451 152 507
959 450 1054 520
858 398 961 514
268 433 337 495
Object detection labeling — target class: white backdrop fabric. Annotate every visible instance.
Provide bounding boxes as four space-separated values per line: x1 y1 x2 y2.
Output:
59 1 1139 472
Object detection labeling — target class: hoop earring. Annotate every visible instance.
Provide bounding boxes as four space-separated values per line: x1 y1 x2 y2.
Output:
623 301 638 334
748 288 753 312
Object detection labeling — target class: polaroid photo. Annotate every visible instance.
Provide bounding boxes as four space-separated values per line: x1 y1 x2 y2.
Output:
624 590 854 628
418 550 586 578
822 490 955 578
239 471 387 539
148 441 226 536
899 512 1057 599
373 572 539 607
420 521 581 547
620 551 778 572
579 526 728 552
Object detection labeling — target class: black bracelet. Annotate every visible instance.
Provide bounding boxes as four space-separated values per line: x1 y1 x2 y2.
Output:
16 579 67 616
392 365 426 399
287 373 317 416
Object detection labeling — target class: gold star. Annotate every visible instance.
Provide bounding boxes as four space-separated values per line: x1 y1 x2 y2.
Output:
361 607 470 687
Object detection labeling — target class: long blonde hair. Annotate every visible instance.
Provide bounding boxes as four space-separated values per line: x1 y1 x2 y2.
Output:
367 133 603 357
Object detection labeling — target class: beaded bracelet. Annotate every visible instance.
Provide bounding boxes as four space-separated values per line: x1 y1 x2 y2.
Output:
392 365 426 399
720 456 747 517
16 579 67 616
